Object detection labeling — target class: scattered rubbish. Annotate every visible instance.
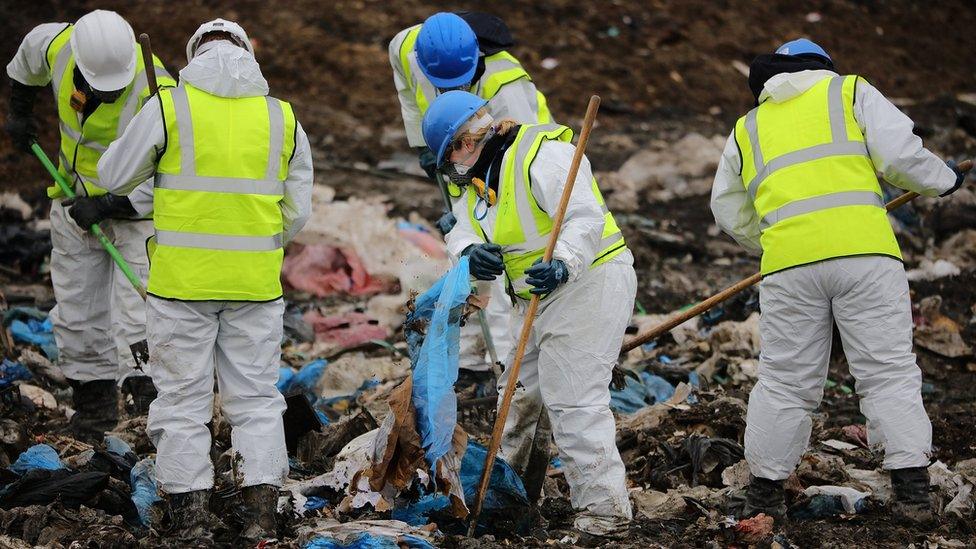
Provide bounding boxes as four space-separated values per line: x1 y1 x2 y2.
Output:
18 384 57 409
8 444 63 475
0 359 31 388
0 469 109 509
297 519 435 549
304 310 390 349
914 296 970 357
907 259 961 281
801 485 870 513
283 243 396 297
4 308 57 361
129 458 160 527
734 513 774 543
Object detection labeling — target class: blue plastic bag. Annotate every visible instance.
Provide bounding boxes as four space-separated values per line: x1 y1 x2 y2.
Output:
609 372 677 414
304 533 400 549
9 318 57 361
641 372 676 404
405 257 471 467
0 359 32 388
130 458 161 527
9 444 64 475
293 359 327 394
395 440 528 526
277 367 296 393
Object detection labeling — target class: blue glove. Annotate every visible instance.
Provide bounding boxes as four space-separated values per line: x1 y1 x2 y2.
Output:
525 258 568 295
941 159 970 197
464 243 504 281
435 211 457 234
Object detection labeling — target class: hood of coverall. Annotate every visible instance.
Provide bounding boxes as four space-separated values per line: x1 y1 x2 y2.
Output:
178 40 269 99
757 69 839 105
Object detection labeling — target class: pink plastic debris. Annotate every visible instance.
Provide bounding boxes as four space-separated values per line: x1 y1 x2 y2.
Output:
303 310 389 348
281 243 395 297
734 513 774 543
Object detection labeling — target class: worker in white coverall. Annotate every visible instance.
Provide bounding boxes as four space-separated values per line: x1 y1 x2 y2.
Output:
711 39 970 523
5 10 175 439
422 91 635 537
96 19 312 543
390 12 554 378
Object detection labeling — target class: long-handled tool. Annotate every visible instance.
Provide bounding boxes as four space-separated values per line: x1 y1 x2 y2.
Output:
467 95 602 535
137 34 159 96
31 143 147 300
434 171 504 377
620 158 974 353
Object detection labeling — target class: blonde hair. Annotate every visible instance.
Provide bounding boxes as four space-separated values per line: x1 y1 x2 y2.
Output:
447 107 518 154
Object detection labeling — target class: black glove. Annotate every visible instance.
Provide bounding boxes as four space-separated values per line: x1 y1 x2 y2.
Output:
64 194 136 230
435 210 457 235
416 146 438 180
941 159 970 197
525 258 569 295
463 243 504 281
5 81 41 153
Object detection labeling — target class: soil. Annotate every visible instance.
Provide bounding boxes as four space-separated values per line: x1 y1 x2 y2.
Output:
1 0 976 547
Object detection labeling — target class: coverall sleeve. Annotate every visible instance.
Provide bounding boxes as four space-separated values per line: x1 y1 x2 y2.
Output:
487 79 541 124
389 27 425 148
281 121 314 243
710 130 763 253
529 141 605 282
97 97 165 197
445 190 483 258
6 23 68 86
854 79 956 197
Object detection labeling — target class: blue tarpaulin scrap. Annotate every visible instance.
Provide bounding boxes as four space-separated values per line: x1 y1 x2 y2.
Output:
610 372 678 414
304 532 434 549
0 359 32 388
394 440 529 526
130 458 161 527
278 359 328 397
405 256 471 468
9 444 64 475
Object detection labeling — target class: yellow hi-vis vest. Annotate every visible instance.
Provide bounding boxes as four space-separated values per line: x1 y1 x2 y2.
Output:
397 25 552 123
149 84 297 301
44 24 175 199
466 123 627 300
735 74 902 275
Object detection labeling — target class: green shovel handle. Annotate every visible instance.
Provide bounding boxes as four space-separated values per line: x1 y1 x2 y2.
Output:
30 142 148 301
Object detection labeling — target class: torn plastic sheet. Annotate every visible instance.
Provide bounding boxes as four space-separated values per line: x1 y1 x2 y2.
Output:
297 518 436 549
129 458 160 527
405 257 471 467
9 444 64 475
0 359 32 388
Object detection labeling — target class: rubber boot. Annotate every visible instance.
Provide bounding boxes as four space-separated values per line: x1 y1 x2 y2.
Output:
239 484 279 543
169 489 214 544
740 477 787 521
121 376 157 417
68 379 119 443
891 467 935 525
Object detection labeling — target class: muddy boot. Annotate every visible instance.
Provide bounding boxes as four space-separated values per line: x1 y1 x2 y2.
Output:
891 467 935 525
239 484 279 543
169 489 215 544
739 477 787 520
121 375 157 417
68 379 119 443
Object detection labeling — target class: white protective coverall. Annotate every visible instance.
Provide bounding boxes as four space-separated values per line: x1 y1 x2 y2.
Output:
390 26 548 372
711 69 957 480
7 23 157 383
447 140 636 531
97 41 314 493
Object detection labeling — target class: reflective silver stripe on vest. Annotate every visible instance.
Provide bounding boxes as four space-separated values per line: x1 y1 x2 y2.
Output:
484 58 520 75
157 174 284 195
117 69 148 130
169 87 197 176
51 43 72 99
407 52 439 106
746 141 869 197
265 98 285 180
745 76 869 199
759 190 884 229
155 230 283 251
58 122 108 153
527 91 540 120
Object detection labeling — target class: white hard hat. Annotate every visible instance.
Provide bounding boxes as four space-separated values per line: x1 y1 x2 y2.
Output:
70 10 137 92
185 18 253 62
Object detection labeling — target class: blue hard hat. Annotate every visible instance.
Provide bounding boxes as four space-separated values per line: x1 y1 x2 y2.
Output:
775 38 831 62
416 13 479 89
422 90 488 167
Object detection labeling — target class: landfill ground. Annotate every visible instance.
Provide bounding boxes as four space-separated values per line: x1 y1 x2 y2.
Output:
2 1 976 548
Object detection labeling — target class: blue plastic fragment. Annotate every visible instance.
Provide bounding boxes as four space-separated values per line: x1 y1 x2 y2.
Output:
10 444 64 475
130 458 161 527
0 359 32 388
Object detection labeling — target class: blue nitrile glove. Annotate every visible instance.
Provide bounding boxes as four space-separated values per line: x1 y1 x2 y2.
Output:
435 210 457 234
464 243 504 280
941 159 970 197
525 258 568 295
